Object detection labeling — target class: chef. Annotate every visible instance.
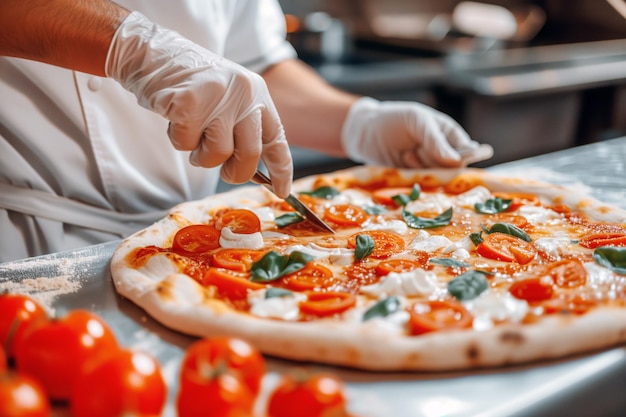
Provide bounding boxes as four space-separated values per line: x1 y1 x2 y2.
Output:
0 0 493 262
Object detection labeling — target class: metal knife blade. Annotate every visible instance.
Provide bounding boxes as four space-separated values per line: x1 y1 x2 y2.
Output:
252 170 335 234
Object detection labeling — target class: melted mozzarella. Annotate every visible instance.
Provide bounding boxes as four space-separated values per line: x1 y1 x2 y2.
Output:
248 289 306 320
284 243 355 266
219 227 264 250
534 232 571 258
441 236 474 260
405 193 452 214
463 292 529 331
329 189 375 207
408 232 453 253
584 261 620 286
250 206 275 222
454 186 492 208
517 205 561 225
361 269 438 297
363 219 408 235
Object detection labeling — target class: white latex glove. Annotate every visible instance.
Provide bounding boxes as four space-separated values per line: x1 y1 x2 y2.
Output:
341 97 493 168
106 12 293 197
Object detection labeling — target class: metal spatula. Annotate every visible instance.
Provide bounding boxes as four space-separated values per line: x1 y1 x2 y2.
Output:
252 170 336 234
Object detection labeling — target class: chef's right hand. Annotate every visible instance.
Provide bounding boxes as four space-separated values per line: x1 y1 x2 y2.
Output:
106 12 293 198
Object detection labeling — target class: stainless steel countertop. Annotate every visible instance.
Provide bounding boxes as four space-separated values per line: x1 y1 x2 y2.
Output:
2 138 626 417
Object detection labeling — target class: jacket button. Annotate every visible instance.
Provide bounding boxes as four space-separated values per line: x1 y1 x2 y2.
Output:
87 77 103 91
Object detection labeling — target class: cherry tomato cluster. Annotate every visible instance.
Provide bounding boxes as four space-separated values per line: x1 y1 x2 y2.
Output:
0 292 165 417
176 336 352 417
1 292 353 417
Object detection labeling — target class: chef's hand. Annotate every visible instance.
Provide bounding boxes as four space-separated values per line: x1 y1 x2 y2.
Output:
106 12 292 197
341 97 493 168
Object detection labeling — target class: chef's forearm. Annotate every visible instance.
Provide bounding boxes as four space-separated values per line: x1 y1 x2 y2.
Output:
0 0 129 76
262 59 358 158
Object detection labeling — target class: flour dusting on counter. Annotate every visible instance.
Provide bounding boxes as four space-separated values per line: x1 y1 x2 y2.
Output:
0 276 81 315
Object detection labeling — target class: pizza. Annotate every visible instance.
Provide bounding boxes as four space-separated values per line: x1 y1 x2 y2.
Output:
110 166 626 371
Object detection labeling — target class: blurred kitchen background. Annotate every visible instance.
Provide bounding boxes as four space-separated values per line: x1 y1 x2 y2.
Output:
278 0 626 173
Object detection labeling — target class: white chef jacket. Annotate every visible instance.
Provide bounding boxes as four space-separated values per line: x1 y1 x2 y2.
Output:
0 0 296 262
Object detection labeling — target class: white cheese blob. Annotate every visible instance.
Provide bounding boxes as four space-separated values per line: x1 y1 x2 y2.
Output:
329 189 375 207
363 311 411 333
219 227 264 250
361 269 438 297
405 193 452 214
341 302 410 333
284 243 355 266
584 261 619 286
517 205 561 225
533 232 571 258
454 186 492 208
463 292 529 331
363 219 408 235
441 236 474 260
408 232 453 253
248 289 306 320
250 206 275 222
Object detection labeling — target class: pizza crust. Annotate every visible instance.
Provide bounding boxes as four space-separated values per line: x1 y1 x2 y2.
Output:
110 167 626 371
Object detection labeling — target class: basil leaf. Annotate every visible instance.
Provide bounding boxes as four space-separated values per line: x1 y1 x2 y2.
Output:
474 198 512 214
355 234 375 261
364 205 387 215
487 222 531 242
250 251 315 282
363 296 400 321
429 257 469 268
593 247 626 275
402 207 453 229
300 186 340 199
469 231 484 246
447 270 489 301
275 212 304 228
392 194 411 207
391 184 421 207
265 288 294 298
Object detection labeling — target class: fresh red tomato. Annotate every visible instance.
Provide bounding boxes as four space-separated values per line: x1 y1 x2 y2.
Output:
200 268 265 300
0 345 6 374
375 259 423 276
487 213 529 229
267 372 348 417
476 232 536 264
347 230 406 259
578 232 626 249
323 204 368 227
0 293 48 360
213 208 261 234
14 309 118 401
177 368 254 417
544 258 587 288
344 264 380 287
299 291 357 317
180 336 266 397
70 348 166 417
542 295 598 315
372 187 414 206
509 277 554 302
407 300 473 335
211 248 266 272
281 262 335 291
0 371 51 417
172 224 221 254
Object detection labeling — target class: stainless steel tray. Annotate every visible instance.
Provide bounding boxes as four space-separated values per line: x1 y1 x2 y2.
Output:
2 138 626 417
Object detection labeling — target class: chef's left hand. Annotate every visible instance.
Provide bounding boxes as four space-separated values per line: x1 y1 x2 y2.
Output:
341 97 493 168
